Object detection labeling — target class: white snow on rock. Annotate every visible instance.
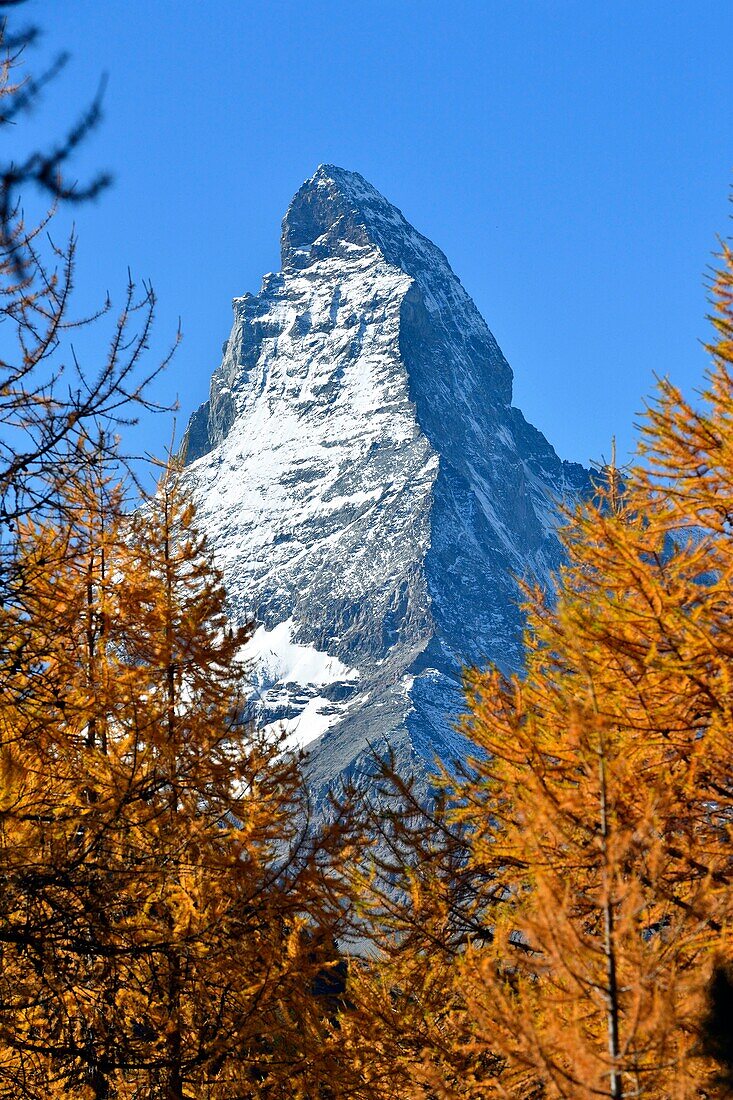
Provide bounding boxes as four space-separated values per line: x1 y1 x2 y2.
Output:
180 165 592 802
242 619 358 689
263 696 346 752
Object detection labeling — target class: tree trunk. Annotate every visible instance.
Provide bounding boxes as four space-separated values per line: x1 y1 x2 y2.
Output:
598 739 623 1100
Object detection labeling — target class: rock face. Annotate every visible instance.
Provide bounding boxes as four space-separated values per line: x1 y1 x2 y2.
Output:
181 165 590 801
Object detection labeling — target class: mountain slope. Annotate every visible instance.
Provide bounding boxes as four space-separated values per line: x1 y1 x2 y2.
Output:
181 165 591 800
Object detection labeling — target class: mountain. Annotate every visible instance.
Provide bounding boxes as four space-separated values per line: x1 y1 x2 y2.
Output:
180 165 591 802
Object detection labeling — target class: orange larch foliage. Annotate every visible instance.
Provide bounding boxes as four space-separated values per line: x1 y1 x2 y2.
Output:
339 240 733 1100
415 243 733 1099
0 461 359 1099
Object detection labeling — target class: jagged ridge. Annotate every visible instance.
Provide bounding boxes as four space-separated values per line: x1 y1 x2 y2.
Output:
181 165 590 800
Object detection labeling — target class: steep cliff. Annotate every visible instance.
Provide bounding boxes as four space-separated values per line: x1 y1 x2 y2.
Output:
181 165 590 800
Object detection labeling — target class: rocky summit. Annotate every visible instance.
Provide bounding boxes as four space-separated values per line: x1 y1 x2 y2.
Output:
180 165 591 802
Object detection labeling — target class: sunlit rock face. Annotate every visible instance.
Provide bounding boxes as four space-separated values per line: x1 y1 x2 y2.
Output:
181 165 590 802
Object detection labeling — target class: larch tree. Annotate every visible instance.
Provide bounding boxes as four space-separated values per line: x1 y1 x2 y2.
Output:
332 760 498 1100
106 467 361 1099
0 12 363 1097
0 13 176 537
0 459 361 1099
409 241 733 1099
336 237 733 1100
0 460 138 1097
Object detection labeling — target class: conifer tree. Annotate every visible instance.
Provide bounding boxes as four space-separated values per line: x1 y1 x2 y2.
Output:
340 240 733 1100
333 762 495 1100
0 460 135 1097
105 468 359 1099
0 15 175 537
403 242 733 1099
0 461 359 1098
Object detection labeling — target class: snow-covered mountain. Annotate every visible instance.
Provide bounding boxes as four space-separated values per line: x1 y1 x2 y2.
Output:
181 165 591 801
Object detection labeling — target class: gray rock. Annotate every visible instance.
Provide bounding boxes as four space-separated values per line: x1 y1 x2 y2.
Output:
180 165 591 804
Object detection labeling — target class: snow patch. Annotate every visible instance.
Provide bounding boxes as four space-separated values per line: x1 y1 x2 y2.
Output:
263 695 342 751
242 618 358 688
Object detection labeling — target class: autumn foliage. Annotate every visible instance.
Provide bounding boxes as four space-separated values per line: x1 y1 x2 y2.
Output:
3 229 730 1099
0 16 362 1094
3 9 733 1099
0 459 360 1098
339 242 733 1099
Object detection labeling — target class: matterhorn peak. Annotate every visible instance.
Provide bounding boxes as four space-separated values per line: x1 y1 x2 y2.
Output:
181 167 590 802
281 164 433 272
280 164 387 267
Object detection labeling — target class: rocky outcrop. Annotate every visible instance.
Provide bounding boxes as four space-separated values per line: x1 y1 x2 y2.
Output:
181 165 591 801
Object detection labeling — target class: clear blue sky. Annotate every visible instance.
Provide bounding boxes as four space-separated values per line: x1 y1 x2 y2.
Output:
19 0 733 469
